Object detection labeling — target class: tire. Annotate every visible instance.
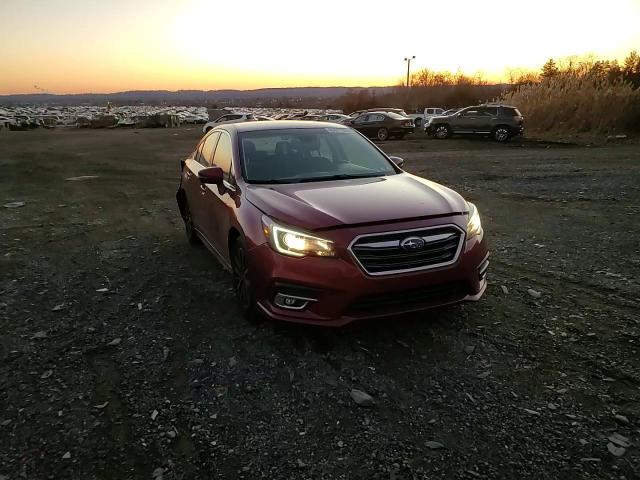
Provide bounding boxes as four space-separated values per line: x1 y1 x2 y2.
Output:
434 124 451 139
231 238 258 319
183 202 201 245
414 118 422 127
376 127 389 141
492 126 511 142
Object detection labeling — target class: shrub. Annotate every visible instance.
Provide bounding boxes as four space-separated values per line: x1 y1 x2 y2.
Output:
501 58 640 135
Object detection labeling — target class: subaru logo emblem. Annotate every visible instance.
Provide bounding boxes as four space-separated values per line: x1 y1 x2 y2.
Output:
400 236 425 251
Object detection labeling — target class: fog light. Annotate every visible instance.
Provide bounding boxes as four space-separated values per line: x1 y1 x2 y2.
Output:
274 293 317 310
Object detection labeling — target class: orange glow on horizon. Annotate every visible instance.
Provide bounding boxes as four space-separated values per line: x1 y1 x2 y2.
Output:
1 0 639 95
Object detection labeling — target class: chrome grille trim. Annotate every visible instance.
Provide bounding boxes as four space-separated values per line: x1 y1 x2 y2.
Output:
348 224 466 276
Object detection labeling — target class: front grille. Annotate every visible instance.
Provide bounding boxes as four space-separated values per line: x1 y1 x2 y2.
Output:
349 225 464 275
346 282 468 316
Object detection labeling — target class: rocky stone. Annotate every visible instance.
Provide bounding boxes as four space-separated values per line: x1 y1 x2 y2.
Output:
350 389 374 407
614 414 630 425
608 433 631 448
4 201 25 208
607 442 626 457
527 289 542 299
425 441 445 449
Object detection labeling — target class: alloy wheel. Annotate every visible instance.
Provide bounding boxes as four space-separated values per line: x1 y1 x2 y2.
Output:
377 128 389 141
184 203 200 245
494 128 510 142
435 125 450 139
232 244 251 309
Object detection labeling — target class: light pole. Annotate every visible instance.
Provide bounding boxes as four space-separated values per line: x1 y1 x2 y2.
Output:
404 56 415 87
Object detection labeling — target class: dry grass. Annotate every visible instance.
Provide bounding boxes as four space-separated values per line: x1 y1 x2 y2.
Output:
502 73 640 135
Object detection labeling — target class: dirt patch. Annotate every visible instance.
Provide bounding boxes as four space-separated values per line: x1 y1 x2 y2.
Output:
1 128 638 479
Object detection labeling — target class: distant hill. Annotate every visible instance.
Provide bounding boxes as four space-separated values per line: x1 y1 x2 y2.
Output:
0 87 397 106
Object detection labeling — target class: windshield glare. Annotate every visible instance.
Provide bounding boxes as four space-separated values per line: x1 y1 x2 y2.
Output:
239 128 397 183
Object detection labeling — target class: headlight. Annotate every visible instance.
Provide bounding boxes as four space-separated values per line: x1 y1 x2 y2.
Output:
262 216 336 258
466 202 483 237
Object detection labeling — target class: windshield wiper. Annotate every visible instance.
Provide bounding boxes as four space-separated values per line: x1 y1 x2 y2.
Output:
247 178 301 184
295 173 386 183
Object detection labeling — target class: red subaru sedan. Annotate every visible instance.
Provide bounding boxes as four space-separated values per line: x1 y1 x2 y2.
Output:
176 121 488 326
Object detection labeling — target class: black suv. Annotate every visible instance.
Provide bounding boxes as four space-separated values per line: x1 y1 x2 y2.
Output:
425 105 524 142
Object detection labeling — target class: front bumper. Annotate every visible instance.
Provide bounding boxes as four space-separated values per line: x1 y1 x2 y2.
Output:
247 219 489 326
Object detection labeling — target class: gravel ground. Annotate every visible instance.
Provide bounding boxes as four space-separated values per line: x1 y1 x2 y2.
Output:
1 127 639 479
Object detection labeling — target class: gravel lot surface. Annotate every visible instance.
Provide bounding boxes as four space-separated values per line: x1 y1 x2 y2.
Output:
1 127 639 479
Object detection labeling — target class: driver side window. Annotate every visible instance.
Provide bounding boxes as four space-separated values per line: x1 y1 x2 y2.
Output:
199 132 220 166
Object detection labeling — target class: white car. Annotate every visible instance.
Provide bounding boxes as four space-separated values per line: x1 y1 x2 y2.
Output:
409 107 446 128
202 113 256 133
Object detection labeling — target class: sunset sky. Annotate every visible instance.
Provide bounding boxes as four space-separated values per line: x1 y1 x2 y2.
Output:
1 0 639 94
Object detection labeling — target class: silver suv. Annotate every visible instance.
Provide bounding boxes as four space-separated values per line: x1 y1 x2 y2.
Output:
425 105 524 142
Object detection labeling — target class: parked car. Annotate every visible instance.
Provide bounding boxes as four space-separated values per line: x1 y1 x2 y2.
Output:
349 108 409 118
203 113 255 133
346 112 414 141
318 113 351 123
442 108 462 116
299 114 324 121
425 105 524 142
176 120 489 326
408 107 445 128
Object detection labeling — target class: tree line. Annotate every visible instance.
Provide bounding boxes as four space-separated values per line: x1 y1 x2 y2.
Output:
335 50 640 125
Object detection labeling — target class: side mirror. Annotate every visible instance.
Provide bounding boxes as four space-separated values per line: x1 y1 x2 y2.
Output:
389 156 405 168
198 166 224 184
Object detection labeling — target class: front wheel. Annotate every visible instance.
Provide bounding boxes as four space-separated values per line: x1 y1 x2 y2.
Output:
231 239 257 318
493 126 511 142
434 124 451 139
183 202 201 245
414 118 422 127
376 127 389 141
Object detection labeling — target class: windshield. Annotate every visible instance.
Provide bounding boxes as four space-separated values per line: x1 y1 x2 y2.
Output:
239 128 398 184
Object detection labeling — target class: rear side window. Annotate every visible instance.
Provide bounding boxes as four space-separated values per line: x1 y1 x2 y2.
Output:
199 132 220 166
500 107 522 117
212 132 233 181
477 107 498 116
370 114 385 122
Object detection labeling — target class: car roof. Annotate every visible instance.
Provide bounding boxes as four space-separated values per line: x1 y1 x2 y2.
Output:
225 120 350 133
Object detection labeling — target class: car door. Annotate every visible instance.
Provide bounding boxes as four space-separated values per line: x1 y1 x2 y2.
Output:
350 114 370 135
367 114 385 136
199 130 237 262
455 108 479 132
476 107 498 132
183 131 220 237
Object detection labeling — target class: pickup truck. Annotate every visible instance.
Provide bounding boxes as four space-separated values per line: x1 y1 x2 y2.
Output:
408 107 445 128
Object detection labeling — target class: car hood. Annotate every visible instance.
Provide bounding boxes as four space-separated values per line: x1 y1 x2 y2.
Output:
428 114 454 122
245 173 467 231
